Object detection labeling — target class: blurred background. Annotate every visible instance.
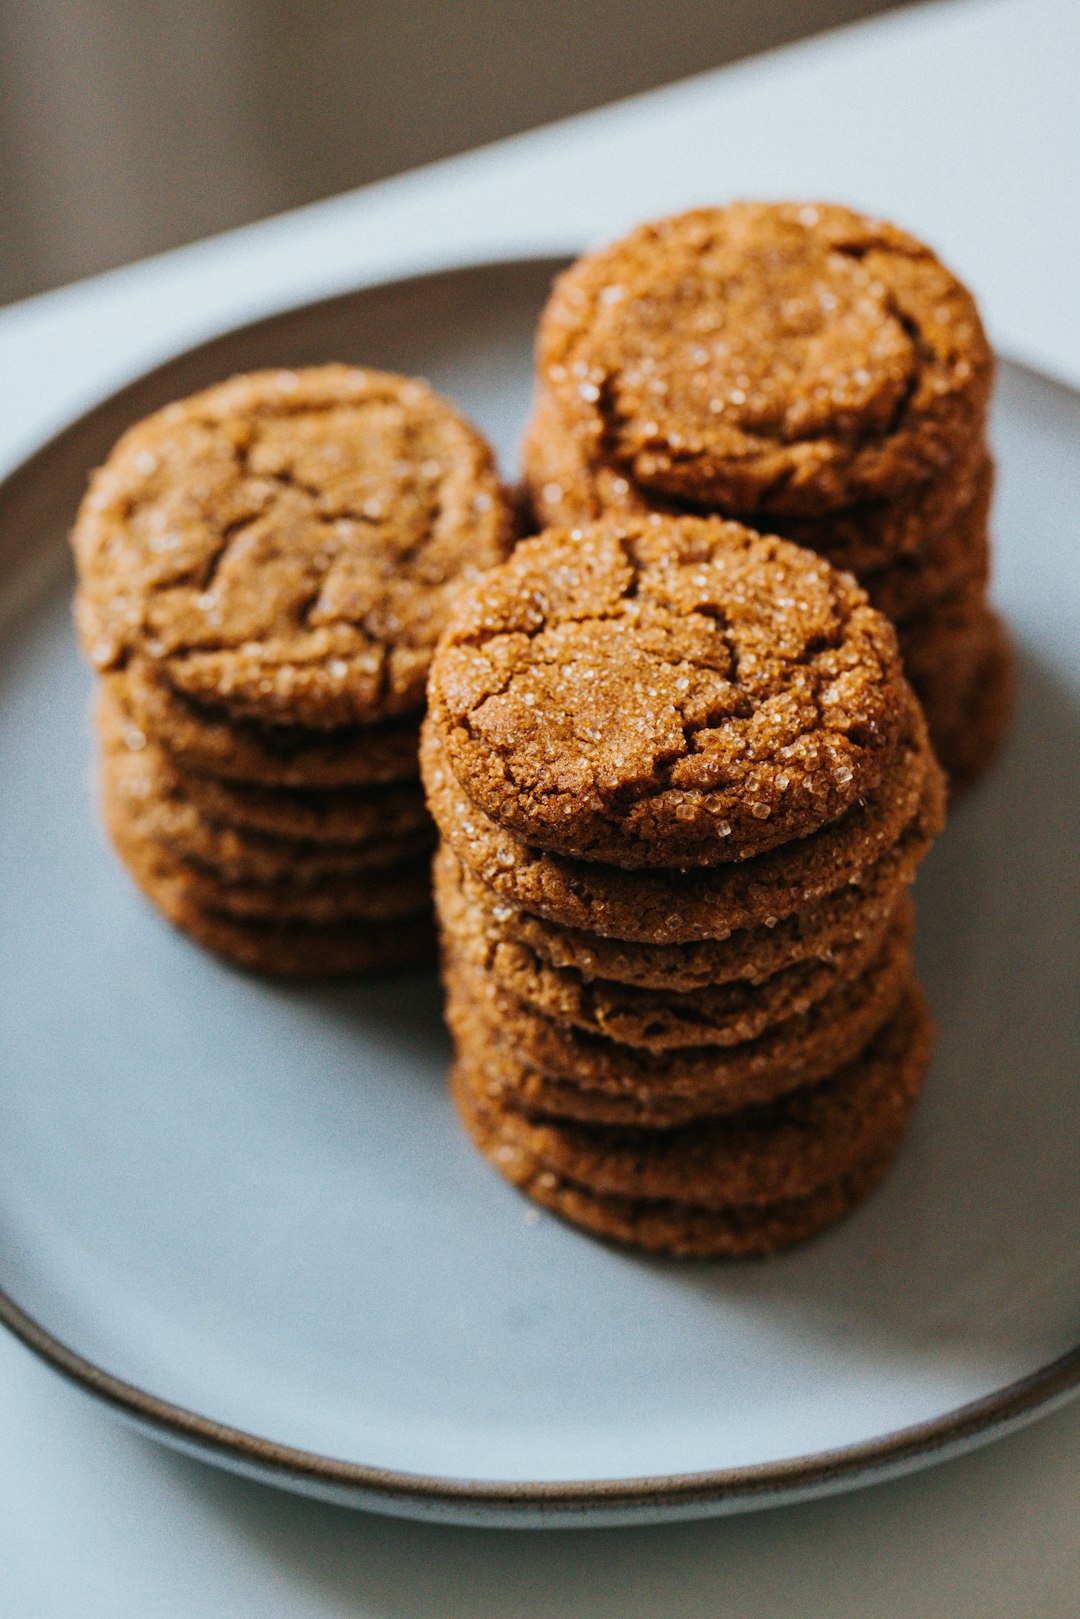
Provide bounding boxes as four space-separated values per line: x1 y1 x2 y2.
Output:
0 0 910 308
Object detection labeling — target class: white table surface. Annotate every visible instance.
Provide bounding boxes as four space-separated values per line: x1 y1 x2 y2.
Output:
3 0 1079 1610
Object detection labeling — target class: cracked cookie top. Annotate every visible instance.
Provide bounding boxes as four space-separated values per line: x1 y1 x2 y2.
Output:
72 365 514 727
537 203 992 515
427 514 907 867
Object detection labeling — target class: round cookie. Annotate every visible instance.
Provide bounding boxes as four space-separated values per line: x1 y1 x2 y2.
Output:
434 781 936 990
455 982 930 1204
72 365 514 728
537 203 992 515
98 681 429 841
523 383 992 576
114 662 422 788
452 988 930 1255
421 694 942 943
130 880 434 977
855 457 992 624
913 609 1015 790
453 1132 901 1257
437 838 910 1051
102 729 433 886
105 793 433 925
428 515 906 866
176 768 428 847
898 589 1009 734
443 902 913 1111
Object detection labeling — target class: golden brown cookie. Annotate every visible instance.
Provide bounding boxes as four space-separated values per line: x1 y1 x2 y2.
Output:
433 780 936 991
428 515 906 867
175 768 428 847
537 204 992 515
101 732 433 886
437 837 910 1051
97 683 428 843
72 365 514 728
452 985 931 1255
130 878 434 977
910 607 1016 790
105 789 433 925
113 662 422 788
523 383 991 577
456 981 929 1199
899 589 1008 736
854 458 992 624
421 694 942 944
443 901 913 1112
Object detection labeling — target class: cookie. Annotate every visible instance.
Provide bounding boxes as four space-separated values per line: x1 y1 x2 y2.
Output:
456 981 930 1198
443 901 913 1111
137 885 433 977
174 768 428 847
421 693 942 943
97 680 429 842
72 365 514 728
101 736 433 886
438 838 910 1051
455 1134 901 1256
524 382 991 576
452 986 931 1255
918 610 1016 790
113 662 422 788
434 780 936 991
428 515 906 866
106 792 433 924
856 456 992 624
537 203 992 515
899 588 1006 729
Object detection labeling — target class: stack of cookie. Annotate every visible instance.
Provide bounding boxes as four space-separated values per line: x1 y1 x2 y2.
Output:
422 514 946 1256
71 364 514 975
524 202 1013 788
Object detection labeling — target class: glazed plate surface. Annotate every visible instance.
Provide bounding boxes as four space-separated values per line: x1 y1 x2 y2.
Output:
0 259 1078 1527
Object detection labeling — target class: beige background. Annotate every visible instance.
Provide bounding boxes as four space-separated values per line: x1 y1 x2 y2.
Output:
0 0 904 307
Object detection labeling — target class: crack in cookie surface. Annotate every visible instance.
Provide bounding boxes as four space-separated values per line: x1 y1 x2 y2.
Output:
428 515 906 866
537 203 992 515
72 365 513 728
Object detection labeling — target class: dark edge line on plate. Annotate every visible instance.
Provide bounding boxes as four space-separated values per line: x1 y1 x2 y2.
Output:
3 1279 1079 1520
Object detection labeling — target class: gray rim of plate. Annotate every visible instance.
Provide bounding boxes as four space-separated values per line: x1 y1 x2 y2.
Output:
1 257 1078 1526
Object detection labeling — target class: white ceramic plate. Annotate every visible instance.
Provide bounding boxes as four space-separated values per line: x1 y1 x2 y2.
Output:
0 259 1078 1529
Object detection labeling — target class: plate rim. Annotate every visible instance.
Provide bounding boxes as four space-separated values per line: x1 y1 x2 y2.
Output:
2 254 1079 1525
3 1283 1080 1521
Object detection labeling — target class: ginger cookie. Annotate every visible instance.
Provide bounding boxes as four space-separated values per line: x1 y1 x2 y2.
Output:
537 203 992 515
73 365 514 729
443 901 913 1111
97 684 428 843
106 792 432 925
428 515 906 867
175 769 428 847
433 781 936 992
421 694 942 944
113 662 422 788
131 881 433 977
101 733 433 887
899 587 1008 731
453 1134 900 1256
455 980 930 1203
909 607 1016 790
438 838 910 1051
859 459 991 625
452 986 931 1256
523 383 991 577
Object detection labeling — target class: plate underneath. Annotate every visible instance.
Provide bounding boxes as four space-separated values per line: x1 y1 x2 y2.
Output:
0 259 1078 1527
